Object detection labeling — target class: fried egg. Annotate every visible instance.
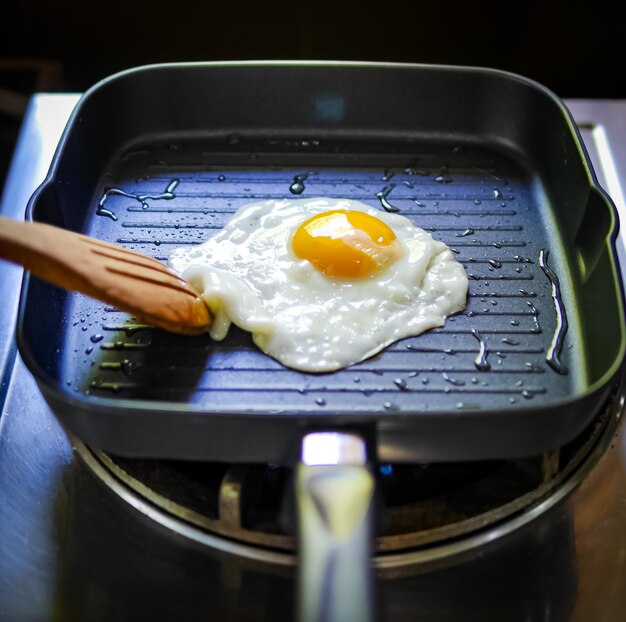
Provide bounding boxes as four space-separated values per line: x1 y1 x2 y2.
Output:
168 198 468 372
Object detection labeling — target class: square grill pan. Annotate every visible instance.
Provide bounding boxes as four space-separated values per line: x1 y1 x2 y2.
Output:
16 62 626 462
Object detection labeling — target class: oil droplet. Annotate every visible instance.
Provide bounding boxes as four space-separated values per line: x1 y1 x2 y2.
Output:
539 249 569 374
404 164 429 176
290 173 308 195
393 377 408 391
501 338 519 346
383 402 399 411
121 359 138 376
376 184 400 212
471 329 491 371
97 179 179 219
442 372 465 386
527 302 542 333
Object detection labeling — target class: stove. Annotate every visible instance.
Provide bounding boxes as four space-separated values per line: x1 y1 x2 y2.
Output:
1 95 626 622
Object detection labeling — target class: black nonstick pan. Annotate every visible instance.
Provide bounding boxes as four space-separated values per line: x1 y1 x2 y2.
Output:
14 62 626 621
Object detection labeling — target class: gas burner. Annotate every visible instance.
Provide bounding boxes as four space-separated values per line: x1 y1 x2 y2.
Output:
73 389 622 569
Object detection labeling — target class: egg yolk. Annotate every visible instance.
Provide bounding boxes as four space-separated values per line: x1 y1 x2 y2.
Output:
292 210 402 278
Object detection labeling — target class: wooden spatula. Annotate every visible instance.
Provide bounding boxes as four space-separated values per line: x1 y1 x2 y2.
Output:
0 216 212 335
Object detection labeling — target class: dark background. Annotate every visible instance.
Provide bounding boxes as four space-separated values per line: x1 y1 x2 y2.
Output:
1 0 625 188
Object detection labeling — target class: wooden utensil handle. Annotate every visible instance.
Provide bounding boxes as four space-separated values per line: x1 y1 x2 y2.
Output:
0 216 212 335
0 216 88 292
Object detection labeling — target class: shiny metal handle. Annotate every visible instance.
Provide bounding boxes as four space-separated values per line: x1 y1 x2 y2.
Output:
296 432 376 622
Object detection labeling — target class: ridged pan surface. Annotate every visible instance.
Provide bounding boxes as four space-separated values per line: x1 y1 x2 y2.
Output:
69 153 571 407
16 63 626 461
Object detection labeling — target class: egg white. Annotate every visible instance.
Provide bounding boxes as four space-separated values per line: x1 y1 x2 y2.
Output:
168 197 468 372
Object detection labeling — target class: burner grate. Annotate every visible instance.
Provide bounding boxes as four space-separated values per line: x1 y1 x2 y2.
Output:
91 392 614 556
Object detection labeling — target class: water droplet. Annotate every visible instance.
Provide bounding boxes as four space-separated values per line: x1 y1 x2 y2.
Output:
90 334 104 343
315 397 326 406
218 174 226 182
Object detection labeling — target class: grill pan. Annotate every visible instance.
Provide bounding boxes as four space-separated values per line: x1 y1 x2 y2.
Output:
16 61 626 463
13 62 626 622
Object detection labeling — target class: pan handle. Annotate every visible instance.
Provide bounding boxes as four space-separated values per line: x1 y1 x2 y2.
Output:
296 431 376 622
